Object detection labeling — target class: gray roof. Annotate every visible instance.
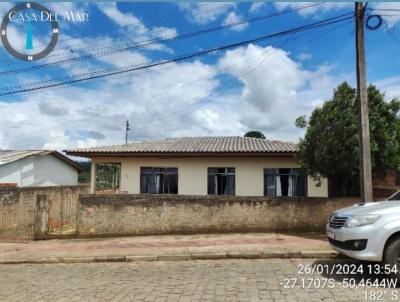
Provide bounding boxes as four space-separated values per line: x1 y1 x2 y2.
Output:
0 150 82 171
65 137 297 157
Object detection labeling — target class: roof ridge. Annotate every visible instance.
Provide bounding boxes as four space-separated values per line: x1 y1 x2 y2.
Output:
65 136 298 155
0 149 50 152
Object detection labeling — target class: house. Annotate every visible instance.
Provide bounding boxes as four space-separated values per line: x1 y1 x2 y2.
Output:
0 150 82 187
65 136 328 197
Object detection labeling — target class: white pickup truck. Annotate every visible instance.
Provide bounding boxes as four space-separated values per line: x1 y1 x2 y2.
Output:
327 190 400 267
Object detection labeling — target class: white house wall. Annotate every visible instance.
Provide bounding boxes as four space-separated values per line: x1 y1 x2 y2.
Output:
0 154 78 187
91 156 328 197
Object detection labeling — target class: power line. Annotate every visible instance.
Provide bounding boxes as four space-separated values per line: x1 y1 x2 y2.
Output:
380 18 400 47
0 15 345 94
0 32 296 112
368 8 400 12
0 4 204 63
133 20 355 133
7 18 353 140
53 2 234 52
5 44 288 138
0 14 353 97
0 2 325 73
0 13 354 96
46 3 324 57
0 2 323 71
0 3 238 67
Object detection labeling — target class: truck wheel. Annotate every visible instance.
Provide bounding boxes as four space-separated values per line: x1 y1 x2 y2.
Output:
384 238 400 277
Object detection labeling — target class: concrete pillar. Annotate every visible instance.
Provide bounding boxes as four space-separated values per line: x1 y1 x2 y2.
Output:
35 194 49 239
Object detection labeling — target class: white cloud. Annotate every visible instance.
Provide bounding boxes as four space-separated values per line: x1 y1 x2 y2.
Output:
214 44 355 141
249 2 267 13
0 131 6 149
374 76 400 100
2 2 342 148
274 2 351 17
178 2 236 25
193 108 220 131
96 3 177 53
373 2 400 27
298 52 312 61
218 45 308 139
0 59 220 150
46 2 80 16
97 3 177 38
5 0 395 151
222 12 248 32
39 101 69 116
0 40 351 149
29 33 150 76
97 3 147 32
298 65 353 109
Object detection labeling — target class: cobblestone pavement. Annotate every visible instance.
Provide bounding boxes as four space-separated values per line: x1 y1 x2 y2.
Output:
0 259 398 302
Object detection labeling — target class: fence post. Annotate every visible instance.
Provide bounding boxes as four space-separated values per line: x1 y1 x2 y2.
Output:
60 189 64 234
35 194 49 240
0 208 3 240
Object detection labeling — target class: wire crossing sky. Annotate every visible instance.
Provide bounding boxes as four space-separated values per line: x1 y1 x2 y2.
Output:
0 2 399 150
0 12 354 96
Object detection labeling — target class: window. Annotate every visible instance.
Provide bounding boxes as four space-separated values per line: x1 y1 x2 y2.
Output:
208 168 235 195
95 163 121 191
140 167 178 194
264 168 306 197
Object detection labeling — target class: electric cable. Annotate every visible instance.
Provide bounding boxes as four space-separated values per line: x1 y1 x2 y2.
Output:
0 2 324 70
0 13 354 96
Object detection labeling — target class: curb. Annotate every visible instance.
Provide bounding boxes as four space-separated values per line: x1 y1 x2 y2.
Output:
0 250 338 265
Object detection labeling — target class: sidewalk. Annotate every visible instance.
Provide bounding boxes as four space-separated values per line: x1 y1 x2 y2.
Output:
0 233 337 264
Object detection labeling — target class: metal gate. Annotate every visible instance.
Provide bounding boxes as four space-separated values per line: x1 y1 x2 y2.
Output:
47 193 79 236
0 205 35 243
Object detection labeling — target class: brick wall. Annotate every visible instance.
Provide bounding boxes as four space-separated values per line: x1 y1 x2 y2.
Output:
0 185 89 240
0 185 90 209
78 194 359 237
0 187 19 205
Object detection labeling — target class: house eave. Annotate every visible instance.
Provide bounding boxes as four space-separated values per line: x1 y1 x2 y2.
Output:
0 150 83 172
50 151 83 172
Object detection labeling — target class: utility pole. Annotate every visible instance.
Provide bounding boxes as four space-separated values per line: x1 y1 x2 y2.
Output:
125 120 131 145
355 2 373 203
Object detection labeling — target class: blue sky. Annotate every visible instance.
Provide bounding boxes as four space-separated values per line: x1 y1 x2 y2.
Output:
0 2 400 150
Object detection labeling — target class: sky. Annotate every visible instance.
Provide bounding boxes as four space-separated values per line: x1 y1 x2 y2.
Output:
0 1 400 150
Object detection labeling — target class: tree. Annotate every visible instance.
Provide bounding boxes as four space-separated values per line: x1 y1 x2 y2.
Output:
295 116 308 129
244 131 266 139
296 82 400 196
76 161 91 184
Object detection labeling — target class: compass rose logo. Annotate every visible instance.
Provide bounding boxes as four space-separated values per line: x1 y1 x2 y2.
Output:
1 2 59 61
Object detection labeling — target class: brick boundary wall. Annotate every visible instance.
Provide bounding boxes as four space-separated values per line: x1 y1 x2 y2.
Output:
78 195 360 237
0 185 90 240
0 185 90 209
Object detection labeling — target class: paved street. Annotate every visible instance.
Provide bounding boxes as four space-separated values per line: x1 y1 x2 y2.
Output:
0 259 397 302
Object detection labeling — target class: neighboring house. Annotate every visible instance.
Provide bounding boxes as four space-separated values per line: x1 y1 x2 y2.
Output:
0 150 82 187
66 136 328 197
